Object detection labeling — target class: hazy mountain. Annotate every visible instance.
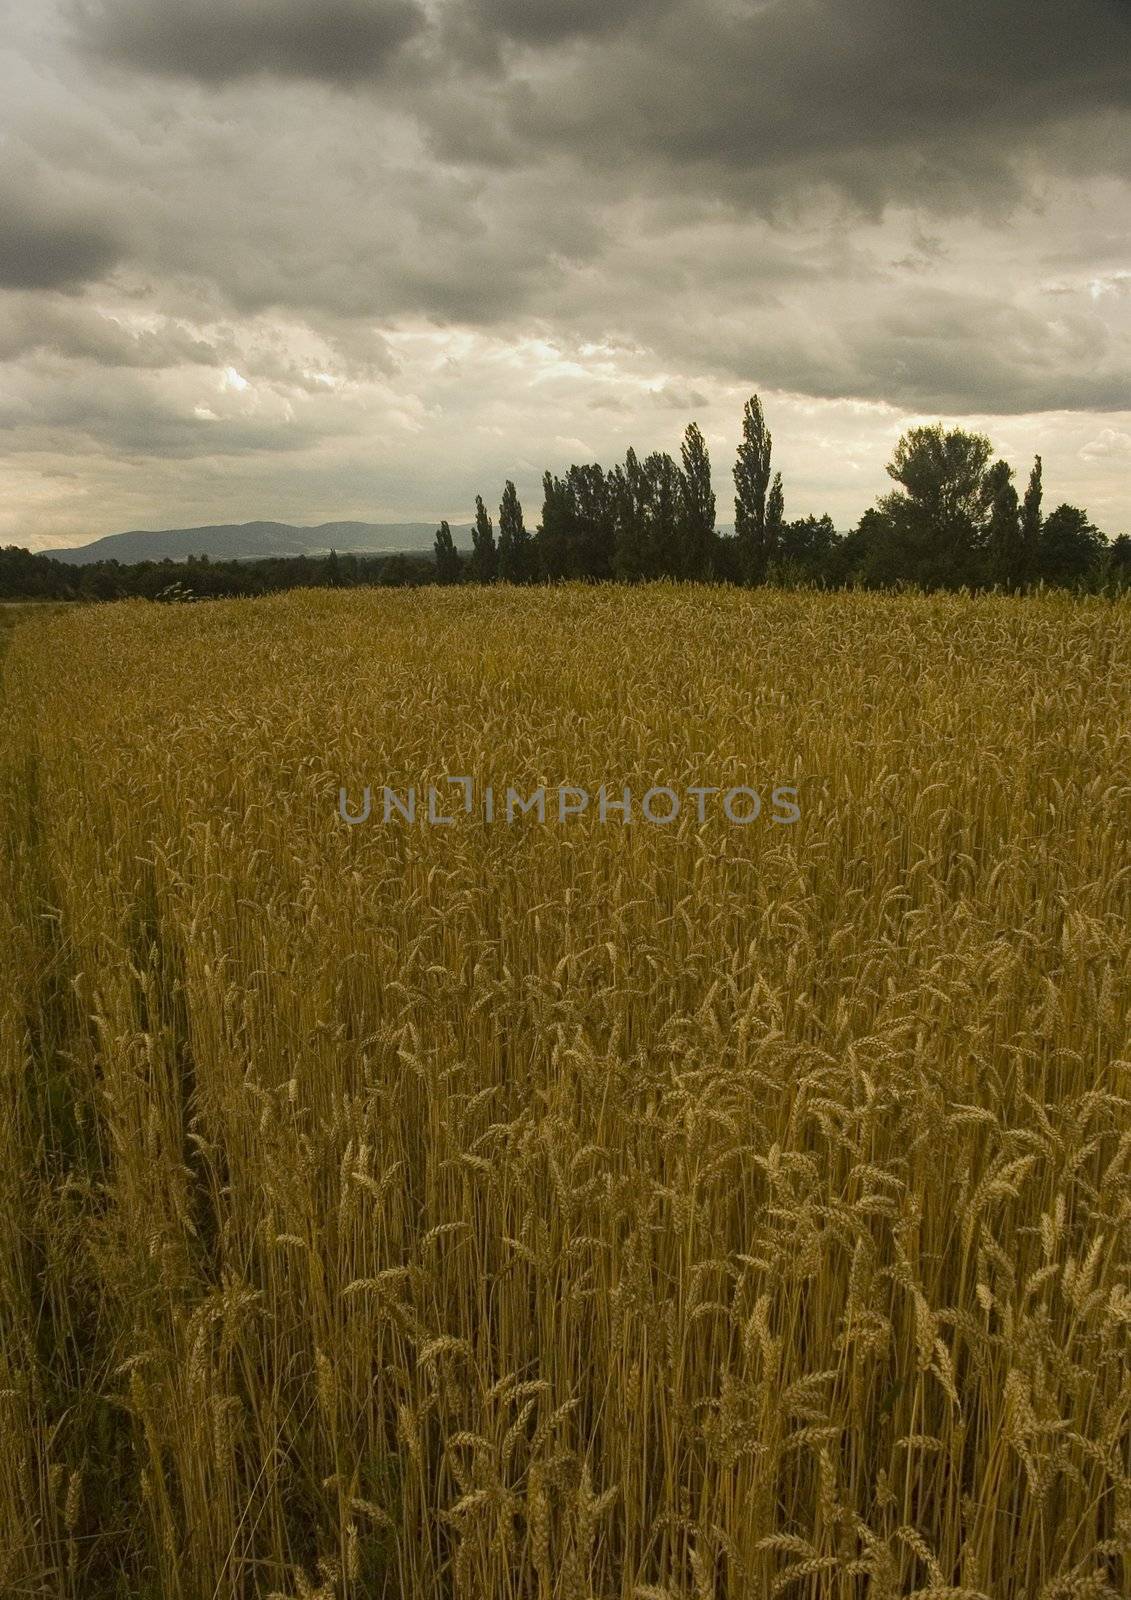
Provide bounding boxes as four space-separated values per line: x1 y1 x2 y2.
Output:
49 520 469 565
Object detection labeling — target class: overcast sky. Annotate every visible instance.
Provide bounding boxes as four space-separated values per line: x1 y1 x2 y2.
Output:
2 0 1129 550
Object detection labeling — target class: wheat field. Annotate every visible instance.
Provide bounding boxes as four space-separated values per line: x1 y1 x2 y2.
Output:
2 585 1130 1600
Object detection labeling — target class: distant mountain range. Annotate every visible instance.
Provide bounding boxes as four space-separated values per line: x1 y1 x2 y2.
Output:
47 521 468 565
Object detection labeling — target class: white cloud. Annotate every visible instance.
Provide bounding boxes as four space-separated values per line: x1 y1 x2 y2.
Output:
1079 428 1131 461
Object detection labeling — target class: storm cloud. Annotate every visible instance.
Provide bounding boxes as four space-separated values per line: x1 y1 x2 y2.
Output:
1 0 1128 545
464 0 677 46
0 176 125 291
74 0 427 83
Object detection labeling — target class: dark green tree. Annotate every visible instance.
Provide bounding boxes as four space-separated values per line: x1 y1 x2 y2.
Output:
381 553 416 586
876 423 995 588
79 565 122 601
613 448 650 581
433 520 461 585
886 425 993 521
1107 533 1131 590
985 459 1023 589
734 395 774 583
679 422 716 579
777 513 841 585
836 507 912 589
644 452 683 578
712 529 745 585
1037 504 1105 588
610 450 683 580
469 495 498 583
765 472 785 579
536 472 574 580
1019 455 1043 588
568 463 615 580
498 481 534 583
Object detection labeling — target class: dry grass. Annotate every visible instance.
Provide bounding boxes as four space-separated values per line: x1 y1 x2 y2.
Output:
2 583 1130 1599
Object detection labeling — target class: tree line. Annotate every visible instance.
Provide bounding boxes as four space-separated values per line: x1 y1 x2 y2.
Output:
0 546 435 603
437 397 1128 592
2 394 1127 602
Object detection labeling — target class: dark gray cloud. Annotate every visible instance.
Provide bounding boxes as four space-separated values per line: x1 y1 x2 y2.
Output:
76 0 426 84
467 0 673 46
694 288 1131 415
0 178 124 290
60 0 1131 226
478 0 1131 212
76 0 1130 218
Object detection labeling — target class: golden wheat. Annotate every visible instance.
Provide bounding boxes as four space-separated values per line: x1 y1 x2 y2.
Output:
1 584 1129 1599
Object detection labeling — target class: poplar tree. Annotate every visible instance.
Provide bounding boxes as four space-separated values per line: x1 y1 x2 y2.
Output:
537 471 573 580
986 459 1022 589
469 494 497 583
613 448 649 581
766 471 785 577
568 463 616 580
734 395 773 583
433 520 461 585
644 452 683 577
679 422 716 579
1020 455 1043 588
498 480 533 583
